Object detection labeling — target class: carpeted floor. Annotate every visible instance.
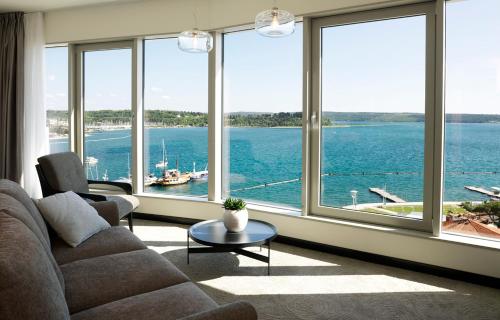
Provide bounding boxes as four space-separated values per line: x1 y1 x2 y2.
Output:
128 219 500 320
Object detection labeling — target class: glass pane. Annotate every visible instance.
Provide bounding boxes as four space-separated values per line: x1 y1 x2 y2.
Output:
83 49 132 182
143 38 208 197
443 0 500 240
223 24 303 210
320 16 426 219
45 46 69 154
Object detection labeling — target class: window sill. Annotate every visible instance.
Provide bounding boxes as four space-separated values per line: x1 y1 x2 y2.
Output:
134 193 500 251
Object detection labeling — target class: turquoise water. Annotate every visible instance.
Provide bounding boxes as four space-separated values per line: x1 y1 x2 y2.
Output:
50 122 500 209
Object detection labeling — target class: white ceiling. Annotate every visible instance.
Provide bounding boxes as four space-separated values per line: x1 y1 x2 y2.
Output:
0 0 144 13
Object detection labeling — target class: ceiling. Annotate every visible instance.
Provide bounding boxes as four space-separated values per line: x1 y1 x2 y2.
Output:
0 0 145 13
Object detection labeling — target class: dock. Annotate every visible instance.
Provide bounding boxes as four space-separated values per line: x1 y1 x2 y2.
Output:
464 186 500 199
369 188 406 203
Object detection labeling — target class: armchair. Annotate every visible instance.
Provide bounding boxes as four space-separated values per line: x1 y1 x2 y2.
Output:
36 152 139 232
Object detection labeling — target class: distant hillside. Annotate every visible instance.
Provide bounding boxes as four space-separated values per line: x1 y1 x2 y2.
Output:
46 110 500 129
323 112 500 123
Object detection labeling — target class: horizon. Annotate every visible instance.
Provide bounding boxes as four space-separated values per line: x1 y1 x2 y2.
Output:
47 109 500 117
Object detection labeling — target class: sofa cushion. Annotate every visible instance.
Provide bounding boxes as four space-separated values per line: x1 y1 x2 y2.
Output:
37 191 110 247
38 152 90 194
52 226 146 265
0 193 65 290
0 212 70 320
0 179 50 245
71 282 217 320
61 249 189 314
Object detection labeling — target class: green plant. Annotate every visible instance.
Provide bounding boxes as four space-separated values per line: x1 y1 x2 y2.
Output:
223 198 246 211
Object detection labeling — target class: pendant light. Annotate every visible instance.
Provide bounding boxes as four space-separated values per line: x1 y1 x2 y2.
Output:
178 10 213 53
255 1 295 37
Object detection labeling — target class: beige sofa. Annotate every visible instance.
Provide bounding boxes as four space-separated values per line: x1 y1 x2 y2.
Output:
0 179 257 320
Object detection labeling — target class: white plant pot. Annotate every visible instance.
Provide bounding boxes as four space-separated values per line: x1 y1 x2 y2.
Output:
223 208 248 232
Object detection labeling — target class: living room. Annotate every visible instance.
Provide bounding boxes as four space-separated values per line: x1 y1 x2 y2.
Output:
0 0 499 319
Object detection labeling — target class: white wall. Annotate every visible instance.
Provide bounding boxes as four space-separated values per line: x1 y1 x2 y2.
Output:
45 0 419 43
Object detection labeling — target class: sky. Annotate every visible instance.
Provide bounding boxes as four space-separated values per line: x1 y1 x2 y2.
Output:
45 0 500 115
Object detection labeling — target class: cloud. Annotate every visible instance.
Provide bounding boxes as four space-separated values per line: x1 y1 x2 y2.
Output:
55 93 66 97
161 95 171 100
46 93 54 98
151 86 163 92
48 74 56 81
109 93 117 97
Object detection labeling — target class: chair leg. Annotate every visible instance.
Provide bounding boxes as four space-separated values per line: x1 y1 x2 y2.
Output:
128 212 134 233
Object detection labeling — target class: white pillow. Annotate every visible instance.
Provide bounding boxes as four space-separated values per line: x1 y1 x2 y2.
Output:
37 191 110 247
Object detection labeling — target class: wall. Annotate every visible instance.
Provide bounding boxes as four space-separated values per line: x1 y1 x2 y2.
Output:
44 0 420 43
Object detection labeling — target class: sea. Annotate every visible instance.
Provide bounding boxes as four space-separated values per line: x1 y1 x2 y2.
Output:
49 122 500 209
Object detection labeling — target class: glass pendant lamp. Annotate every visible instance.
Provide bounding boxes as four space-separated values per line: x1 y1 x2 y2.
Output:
178 28 213 53
255 5 295 37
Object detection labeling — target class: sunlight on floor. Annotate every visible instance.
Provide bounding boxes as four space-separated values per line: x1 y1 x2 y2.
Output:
199 275 454 295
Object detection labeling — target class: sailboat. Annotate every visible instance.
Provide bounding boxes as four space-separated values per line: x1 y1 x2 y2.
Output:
190 162 208 180
155 139 168 168
115 153 132 183
102 170 109 181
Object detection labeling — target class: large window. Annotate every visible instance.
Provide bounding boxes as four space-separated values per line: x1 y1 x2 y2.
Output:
143 38 208 197
81 46 133 182
442 0 500 240
310 4 434 229
45 46 69 154
222 24 303 209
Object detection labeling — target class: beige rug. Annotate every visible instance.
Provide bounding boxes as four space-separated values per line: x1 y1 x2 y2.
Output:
129 219 500 320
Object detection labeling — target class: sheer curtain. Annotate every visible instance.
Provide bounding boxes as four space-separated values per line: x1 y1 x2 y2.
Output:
22 12 48 198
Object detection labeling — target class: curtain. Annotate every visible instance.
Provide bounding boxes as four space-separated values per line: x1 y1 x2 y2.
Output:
22 12 48 198
0 12 24 182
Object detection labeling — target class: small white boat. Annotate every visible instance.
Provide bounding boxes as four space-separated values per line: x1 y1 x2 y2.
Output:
155 139 168 168
190 162 208 180
144 173 157 186
102 170 109 181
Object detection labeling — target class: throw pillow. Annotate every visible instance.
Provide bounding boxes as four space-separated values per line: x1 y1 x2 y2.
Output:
37 191 110 247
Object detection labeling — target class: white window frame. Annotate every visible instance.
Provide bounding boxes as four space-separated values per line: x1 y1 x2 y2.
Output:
308 3 437 232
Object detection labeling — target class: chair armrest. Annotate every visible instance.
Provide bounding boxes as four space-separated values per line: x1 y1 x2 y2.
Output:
178 301 257 320
88 180 133 195
48 188 107 202
76 192 107 202
88 201 120 226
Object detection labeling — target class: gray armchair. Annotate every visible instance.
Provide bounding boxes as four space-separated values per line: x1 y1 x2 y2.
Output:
36 152 139 232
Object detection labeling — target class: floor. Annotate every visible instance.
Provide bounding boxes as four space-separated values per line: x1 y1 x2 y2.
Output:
127 219 500 320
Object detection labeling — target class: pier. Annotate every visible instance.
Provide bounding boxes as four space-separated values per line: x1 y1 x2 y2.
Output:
464 186 500 199
369 188 406 203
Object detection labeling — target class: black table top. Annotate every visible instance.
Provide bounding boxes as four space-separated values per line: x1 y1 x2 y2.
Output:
189 219 278 248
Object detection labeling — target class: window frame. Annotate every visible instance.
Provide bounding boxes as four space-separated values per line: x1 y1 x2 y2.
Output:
220 24 305 210
308 3 437 232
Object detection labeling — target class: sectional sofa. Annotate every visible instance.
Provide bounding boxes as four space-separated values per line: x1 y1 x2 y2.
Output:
0 179 257 320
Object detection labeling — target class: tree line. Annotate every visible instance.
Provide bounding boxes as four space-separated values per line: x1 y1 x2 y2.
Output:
46 109 500 128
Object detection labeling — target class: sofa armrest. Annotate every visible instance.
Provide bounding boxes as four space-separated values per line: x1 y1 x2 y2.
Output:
178 301 257 320
88 201 120 226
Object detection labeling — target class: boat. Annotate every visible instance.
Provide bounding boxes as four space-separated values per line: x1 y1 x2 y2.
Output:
144 173 157 186
115 153 132 183
154 157 190 186
155 139 168 168
84 156 99 180
190 162 208 180
102 170 109 181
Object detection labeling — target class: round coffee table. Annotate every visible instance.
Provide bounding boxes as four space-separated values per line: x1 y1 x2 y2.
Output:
187 219 278 275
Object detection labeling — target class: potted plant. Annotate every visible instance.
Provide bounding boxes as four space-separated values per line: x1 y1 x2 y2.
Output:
222 198 248 232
